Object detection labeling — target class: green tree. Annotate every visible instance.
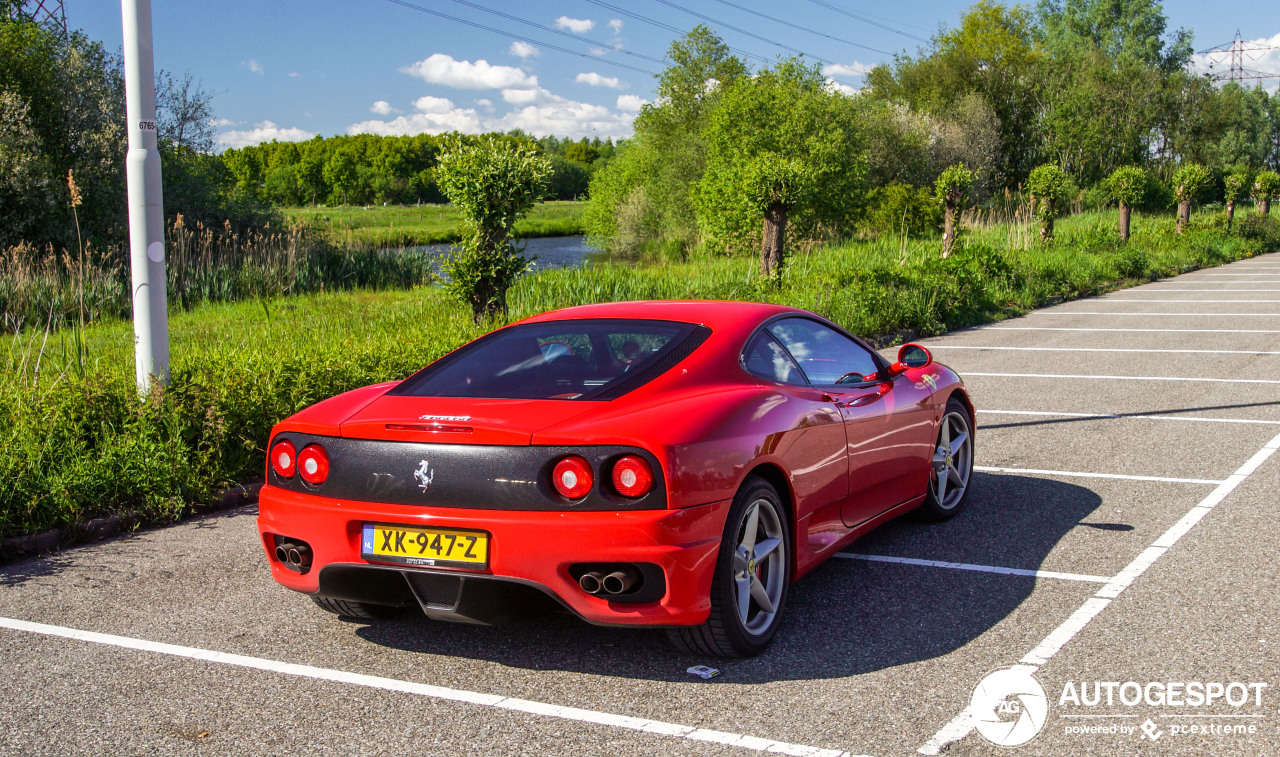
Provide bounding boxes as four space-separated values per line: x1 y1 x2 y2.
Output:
867 1 1041 188
584 26 747 255
696 58 865 278
1254 170 1280 216
323 149 358 205
434 136 551 320
1171 162 1211 234
1027 163 1073 241
1223 170 1248 230
934 163 974 257
1105 165 1146 240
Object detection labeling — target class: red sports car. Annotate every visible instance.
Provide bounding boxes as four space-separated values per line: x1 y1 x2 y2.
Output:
257 301 974 657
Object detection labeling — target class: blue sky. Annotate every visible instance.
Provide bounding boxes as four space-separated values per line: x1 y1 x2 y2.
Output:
68 1 1279 151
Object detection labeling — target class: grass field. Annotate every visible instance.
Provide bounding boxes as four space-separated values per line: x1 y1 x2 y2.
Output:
283 200 587 248
2 206 1275 542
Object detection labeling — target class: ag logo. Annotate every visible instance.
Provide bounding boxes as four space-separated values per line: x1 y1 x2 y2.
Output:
971 666 1048 747
413 460 434 492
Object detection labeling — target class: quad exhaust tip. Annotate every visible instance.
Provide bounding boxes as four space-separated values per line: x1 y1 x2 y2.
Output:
578 571 604 594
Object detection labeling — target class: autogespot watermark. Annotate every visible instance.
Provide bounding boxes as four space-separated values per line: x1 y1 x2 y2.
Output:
970 669 1270 748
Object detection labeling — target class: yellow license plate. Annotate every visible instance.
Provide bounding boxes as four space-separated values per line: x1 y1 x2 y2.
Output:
361 524 489 568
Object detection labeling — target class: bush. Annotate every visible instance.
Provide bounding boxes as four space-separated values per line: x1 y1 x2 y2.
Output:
864 183 941 239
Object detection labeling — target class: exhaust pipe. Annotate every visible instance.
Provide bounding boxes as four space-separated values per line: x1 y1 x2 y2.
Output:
578 571 605 595
274 540 313 573
602 569 639 595
288 543 312 569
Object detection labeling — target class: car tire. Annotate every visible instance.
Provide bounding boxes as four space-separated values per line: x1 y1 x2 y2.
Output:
667 476 791 658
310 595 405 620
915 397 975 522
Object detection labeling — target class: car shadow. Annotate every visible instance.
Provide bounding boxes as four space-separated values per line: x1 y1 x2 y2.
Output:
355 473 1106 683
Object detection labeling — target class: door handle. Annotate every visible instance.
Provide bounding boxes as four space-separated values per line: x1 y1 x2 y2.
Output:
835 383 891 409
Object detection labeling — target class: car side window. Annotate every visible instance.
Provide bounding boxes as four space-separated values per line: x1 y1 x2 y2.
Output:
767 317 880 385
742 331 808 386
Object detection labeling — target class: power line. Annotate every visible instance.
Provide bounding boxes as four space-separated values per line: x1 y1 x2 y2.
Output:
803 0 930 45
441 0 666 66
649 0 834 64
707 0 890 56
384 0 658 76
581 0 771 64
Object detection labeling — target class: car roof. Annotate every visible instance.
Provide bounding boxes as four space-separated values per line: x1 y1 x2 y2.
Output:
515 300 807 330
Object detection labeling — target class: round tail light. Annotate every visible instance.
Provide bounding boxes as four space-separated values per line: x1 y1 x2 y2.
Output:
611 456 654 498
270 439 296 478
297 444 330 485
552 456 593 499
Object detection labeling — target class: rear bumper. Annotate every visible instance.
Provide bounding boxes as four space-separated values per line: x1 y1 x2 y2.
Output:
256 484 729 626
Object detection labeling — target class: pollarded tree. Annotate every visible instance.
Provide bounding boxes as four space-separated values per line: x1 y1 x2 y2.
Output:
1255 171 1280 216
1026 164 1072 242
934 163 973 257
435 136 551 321
1171 163 1212 235
696 57 864 280
1223 171 1248 230
1105 166 1146 241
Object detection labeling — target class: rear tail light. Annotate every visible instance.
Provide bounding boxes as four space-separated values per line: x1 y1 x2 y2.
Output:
552 456 593 499
270 439 296 478
611 456 653 498
297 444 330 485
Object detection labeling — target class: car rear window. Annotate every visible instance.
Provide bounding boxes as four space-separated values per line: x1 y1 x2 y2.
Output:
392 319 705 400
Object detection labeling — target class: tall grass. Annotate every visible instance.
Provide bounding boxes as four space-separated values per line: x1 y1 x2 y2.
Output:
1 207 1274 542
0 217 435 331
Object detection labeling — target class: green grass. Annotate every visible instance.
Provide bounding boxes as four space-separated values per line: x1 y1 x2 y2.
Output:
1 206 1274 541
283 200 587 248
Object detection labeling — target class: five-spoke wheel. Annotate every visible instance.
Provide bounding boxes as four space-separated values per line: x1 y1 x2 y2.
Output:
668 476 791 658
918 398 974 520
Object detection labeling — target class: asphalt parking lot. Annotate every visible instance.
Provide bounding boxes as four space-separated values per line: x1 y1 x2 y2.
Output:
2 253 1278 756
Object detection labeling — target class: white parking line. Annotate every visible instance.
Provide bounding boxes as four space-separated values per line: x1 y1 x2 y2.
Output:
918 430 1280 755
973 465 1223 485
835 554 1111 583
1031 311 1280 317
931 345 1280 355
979 326 1280 334
0 617 862 757
1135 289 1280 292
978 409 1280 426
963 372 1280 385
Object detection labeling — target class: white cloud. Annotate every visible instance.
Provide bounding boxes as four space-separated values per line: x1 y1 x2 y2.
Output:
555 16 595 33
216 121 314 150
608 19 623 33
287 72 300 78
350 89 635 141
823 61 873 79
502 87 558 105
576 72 628 89
348 109 485 137
509 41 540 59
243 59 264 75
370 100 396 115
475 98 494 111
616 94 648 111
414 95 455 113
825 79 859 96
210 117 239 127
1191 32 1280 93
589 47 606 56
401 53 536 90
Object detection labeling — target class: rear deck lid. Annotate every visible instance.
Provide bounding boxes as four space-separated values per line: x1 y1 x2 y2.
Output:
339 396 599 445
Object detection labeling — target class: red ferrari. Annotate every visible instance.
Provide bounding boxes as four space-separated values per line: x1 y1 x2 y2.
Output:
257 301 974 657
